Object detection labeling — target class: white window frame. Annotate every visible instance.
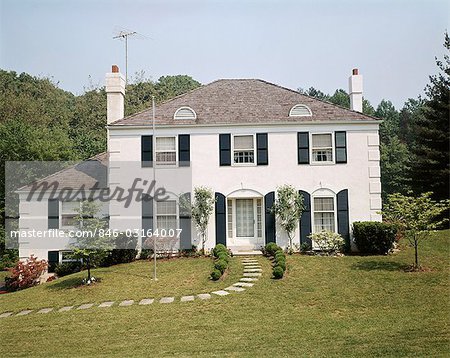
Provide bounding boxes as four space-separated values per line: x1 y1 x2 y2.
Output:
61 201 81 230
311 194 338 234
232 134 256 166
59 250 79 263
155 136 178 167
173 106 197 120
155 199 179 232
310 132 335 165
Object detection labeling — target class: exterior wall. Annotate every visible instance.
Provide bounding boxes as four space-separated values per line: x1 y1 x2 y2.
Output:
17 121 381 260
109 122 381 251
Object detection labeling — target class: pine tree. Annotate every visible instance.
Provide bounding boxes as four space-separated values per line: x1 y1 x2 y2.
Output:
410 32 450 200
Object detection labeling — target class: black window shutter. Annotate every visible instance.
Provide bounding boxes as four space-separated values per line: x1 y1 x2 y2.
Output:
297 132 310 164
215 192 226 245
299 190 312 246
48 199 59 229
256 133 268 165
264 191 276 244
141 135 153 167
337 189 350 248
178 134 190 167
335 131 347 163
142 194 153 236
219 134 231 166
179 192 192 250
47 251 59 273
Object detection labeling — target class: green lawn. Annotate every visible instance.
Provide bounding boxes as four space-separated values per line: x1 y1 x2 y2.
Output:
1 231 449 357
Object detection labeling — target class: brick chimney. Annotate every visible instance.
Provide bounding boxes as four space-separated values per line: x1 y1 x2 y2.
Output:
349 68 363 112
105 65 125 124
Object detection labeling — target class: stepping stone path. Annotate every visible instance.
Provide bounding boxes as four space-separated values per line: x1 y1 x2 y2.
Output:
38 308 53 314
197 293 211 300
180 295 195 302
119 300 134 307
99 301 115 308
58 306 73 312
212 290 230 296
77 304 94 310
160 297 174 304
0 256 264 318
225 286 245 292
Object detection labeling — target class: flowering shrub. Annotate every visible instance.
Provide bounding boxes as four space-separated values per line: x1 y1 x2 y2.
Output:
5 255 48 291
308 231 345 254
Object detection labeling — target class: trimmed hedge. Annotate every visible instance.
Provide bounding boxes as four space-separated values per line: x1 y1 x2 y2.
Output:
210 244 231 280
353 221 397 255
264 242 281 257
54 262 82 277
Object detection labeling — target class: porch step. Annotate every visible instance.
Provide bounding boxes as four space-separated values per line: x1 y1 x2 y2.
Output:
231 250 263 256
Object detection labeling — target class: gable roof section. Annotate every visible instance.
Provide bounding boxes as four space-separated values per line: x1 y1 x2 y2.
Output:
110 79 379 126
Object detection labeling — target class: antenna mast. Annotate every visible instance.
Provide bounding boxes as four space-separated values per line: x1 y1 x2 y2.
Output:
113 30 137 84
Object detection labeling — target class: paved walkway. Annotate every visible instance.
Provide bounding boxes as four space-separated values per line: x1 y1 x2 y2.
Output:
0 257 263 319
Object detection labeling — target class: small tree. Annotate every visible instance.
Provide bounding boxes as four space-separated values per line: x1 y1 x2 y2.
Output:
183 187 215 255
382 192 449 269
71 201 113 283
273 185 304 252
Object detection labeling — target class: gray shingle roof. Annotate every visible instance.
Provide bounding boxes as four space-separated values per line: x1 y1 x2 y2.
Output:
18 153 108 192
110 79 379 126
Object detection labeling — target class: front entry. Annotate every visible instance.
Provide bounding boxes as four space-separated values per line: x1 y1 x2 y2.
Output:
227 197 263 249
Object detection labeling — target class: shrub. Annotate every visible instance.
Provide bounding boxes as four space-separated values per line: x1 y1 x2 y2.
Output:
54 261 82 277
101 234 138 267
275 251 285 261
214 259 228 273
217 252 229 263
264 242 281 257
273 265 284 279
275 259 286 271
213 244 227 257
5 255 48 291
300 242 311 253
308 230 345 254
211 269 222 281
353 221 397 255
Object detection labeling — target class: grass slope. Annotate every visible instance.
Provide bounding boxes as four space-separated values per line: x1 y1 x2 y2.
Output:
1 231 449 357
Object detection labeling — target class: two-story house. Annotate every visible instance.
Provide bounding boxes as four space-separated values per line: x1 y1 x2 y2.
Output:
16 66 382 265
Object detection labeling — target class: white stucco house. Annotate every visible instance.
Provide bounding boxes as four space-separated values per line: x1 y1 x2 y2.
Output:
16 66 382 267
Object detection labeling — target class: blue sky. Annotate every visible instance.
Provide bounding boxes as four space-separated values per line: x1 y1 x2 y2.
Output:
0 0 448 108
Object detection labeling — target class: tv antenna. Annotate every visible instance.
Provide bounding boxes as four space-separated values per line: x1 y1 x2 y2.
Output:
113 28 148 84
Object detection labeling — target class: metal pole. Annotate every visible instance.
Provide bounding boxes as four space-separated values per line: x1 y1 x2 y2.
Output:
152 96 157 281
125 36 128 85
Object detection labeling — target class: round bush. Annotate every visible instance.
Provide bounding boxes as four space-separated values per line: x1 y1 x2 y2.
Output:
213 244 227 257
265 242 281 257
217 253 229 263
210 269 222 281
276 259 286 271
272 265 284 279
214 259 228 273
275 251 285 261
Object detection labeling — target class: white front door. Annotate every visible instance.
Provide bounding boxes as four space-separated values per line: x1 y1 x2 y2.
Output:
227 197 263 249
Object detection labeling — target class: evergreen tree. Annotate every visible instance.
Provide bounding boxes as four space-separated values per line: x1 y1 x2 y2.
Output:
410 32 450 200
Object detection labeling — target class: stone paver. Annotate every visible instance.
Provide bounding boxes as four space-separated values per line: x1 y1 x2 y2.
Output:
119 300 134 307
0 312 13 318
160 297 175 304
16 310 33 316
242 260 258 263
139 298 154 305
180 295 195 302
211 290 230 296
77 303 94 310
38 308 53 314
99 301 115 308
243 272 262 277
59 306 74 312
225 286 245 292
244 268 262 272
197 293 211 300
243 265 261 269
240 277 258 282
233 282 254 287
